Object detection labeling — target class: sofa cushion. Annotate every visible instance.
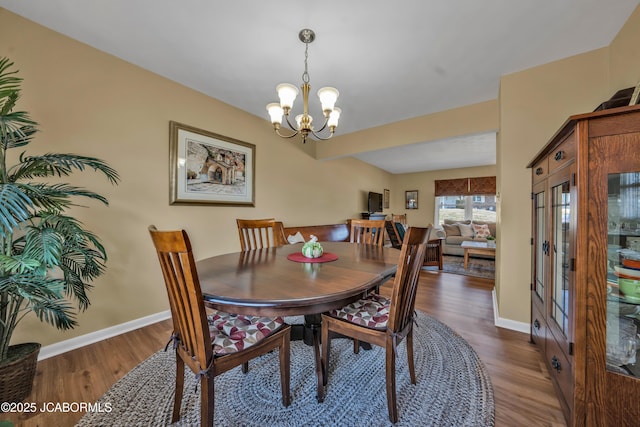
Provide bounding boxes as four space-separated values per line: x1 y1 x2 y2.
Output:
457 223 474 237
445 235 469 245
443 223 460 236
471 220 497 237
472 223 491 238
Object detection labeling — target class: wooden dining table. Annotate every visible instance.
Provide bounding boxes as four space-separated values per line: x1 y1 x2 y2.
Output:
196 241 400 400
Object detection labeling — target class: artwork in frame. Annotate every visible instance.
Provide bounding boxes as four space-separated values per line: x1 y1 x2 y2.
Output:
169 121 255 206
405 190 418 209
383 189 390 209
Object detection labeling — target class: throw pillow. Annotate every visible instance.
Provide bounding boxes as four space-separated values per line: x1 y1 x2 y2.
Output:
457 223 474 238
472 223 491 239
443 223 461 236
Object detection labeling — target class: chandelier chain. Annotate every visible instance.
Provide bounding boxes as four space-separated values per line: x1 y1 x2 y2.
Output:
302 42 310 84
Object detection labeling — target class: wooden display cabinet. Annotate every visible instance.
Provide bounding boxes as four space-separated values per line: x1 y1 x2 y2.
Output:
528 105 640 426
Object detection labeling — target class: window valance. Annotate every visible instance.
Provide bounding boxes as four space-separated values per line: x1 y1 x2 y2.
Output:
435 176 496 196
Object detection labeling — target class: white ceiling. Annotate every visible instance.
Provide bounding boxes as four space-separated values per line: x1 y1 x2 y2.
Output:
1 1 638 173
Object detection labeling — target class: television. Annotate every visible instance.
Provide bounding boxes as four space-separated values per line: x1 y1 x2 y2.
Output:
367 191 383 214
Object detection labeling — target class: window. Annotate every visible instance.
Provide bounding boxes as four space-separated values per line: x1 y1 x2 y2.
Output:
433 176 497 225
435 195 496 225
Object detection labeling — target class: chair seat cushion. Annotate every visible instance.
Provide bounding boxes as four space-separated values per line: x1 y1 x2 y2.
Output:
208 311 285 355
328 293 390 329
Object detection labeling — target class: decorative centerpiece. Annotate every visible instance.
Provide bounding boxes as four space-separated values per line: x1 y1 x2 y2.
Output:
486 235 496 247
301 235 324 258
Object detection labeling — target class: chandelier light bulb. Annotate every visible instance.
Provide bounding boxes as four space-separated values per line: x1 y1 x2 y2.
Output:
276 83 299 110
295 114 313 130
328 107 341 129
266 103 284 125
318 87 339 114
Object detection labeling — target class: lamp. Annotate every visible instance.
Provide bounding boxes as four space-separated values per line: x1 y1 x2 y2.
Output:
266 29 341 144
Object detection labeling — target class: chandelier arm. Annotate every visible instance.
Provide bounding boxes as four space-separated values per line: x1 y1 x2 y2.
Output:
310 129 334 141
311 116 330 134
282 113 300 132
274 127 300 139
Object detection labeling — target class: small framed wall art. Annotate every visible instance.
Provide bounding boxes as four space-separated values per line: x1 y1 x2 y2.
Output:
405 190 418 209
383 189 390 209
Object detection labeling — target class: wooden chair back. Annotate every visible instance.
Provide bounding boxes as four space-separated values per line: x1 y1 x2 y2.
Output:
391 213 407 225
384 220 403 249
387 226 431 333
349 219 386 246
148 226 212 381
236 218 286 250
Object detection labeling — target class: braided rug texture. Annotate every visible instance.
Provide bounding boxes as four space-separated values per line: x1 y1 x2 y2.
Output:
77 311 494 427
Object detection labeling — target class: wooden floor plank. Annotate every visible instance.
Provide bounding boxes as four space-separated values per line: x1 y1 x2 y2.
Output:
3 270 566 426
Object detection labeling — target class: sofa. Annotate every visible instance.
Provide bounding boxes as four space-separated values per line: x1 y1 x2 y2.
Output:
438 219 497 256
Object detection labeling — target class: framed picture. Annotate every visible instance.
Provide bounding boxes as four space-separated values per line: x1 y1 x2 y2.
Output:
383 189 390 209
405 190 418 209
169 121 255 206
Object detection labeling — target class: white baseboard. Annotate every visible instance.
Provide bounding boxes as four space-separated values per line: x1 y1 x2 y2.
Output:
38 310 172 361
492 289 530 334
38 291 528 361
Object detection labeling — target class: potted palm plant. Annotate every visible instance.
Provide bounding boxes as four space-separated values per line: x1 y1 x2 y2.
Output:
0 58 119 402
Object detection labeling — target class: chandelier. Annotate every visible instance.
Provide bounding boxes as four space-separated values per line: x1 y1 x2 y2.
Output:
266 29 341 144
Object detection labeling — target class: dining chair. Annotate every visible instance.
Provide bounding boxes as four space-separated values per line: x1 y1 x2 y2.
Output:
386 221 443 270
349 219 386 246
236 218 287 250
321 226 431 423
384 220 404 249
391 213 407 225
148 226 291 427
423 226 444 270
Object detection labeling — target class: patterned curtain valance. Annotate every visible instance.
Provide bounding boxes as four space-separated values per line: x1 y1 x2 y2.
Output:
435 176 496 196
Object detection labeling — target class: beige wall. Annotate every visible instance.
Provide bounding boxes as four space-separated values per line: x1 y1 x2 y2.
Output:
497 49 609 321
390 165 497 227
1 9 392 347
609 5 640 93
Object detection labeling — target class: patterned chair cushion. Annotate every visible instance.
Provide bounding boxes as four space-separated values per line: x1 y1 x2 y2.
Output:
328 293 390 329
208 311 285 355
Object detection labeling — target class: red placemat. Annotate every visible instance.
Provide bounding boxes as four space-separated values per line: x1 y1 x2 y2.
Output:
287 252 339 263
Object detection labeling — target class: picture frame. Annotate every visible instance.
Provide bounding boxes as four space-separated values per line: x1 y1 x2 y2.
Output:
405 190 418 209
383 189 390 209
169 121 255 206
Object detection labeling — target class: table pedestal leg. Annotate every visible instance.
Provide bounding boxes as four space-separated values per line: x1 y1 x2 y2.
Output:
464 249 469 269
303 314 325 402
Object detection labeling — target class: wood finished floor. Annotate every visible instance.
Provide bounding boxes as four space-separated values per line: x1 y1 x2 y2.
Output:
4 270 567 427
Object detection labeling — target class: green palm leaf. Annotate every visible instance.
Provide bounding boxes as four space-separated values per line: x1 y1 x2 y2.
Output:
0 182 33 232
0 58 120 360
10 153 120 184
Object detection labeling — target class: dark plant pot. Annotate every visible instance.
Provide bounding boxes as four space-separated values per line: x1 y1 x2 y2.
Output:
0 342 41 403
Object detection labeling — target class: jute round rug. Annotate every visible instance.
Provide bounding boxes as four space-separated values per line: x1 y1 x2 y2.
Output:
77 311 494 427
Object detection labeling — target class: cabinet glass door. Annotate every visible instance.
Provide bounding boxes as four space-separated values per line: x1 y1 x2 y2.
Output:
607 172 640 377
534 190 546 303
551 181 571 339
